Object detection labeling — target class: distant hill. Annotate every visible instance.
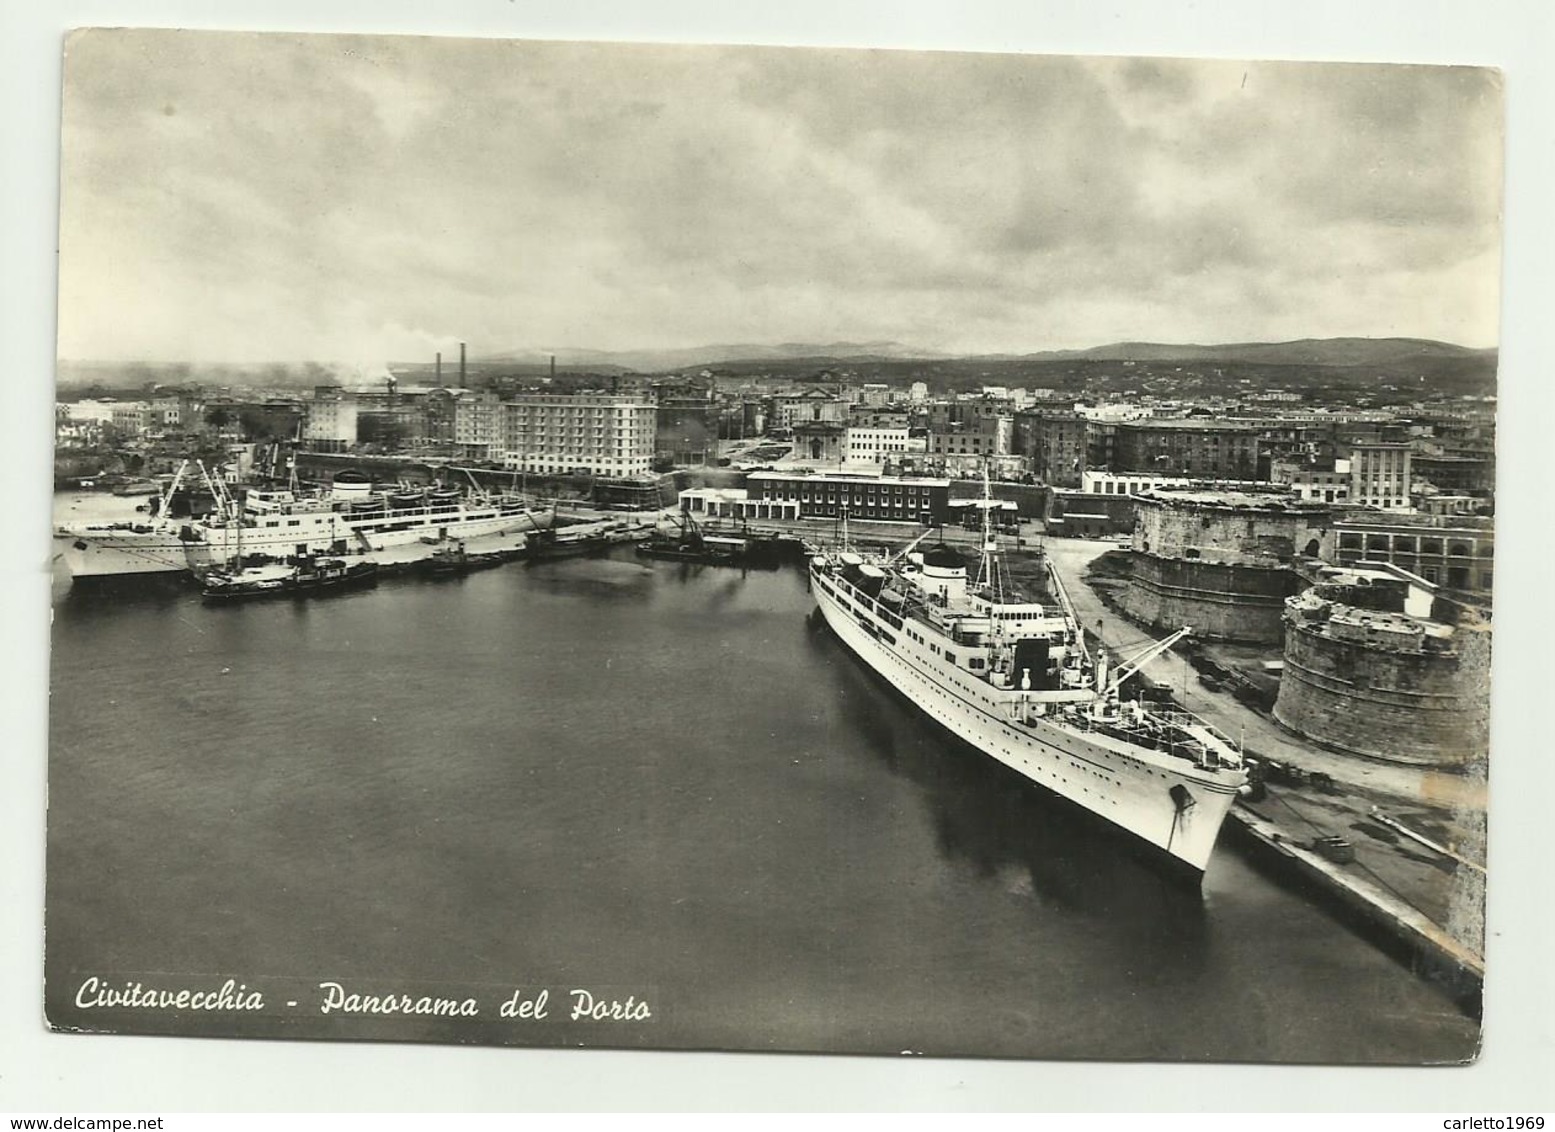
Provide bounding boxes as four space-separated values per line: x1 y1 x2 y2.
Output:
1016 338 1495 367
57 337 1495 395
476 336 1491 373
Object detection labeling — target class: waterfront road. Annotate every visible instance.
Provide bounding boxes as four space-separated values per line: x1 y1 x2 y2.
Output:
1037 533 1487 816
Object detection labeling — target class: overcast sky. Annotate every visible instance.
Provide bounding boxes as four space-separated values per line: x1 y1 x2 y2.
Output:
57 30 1503 364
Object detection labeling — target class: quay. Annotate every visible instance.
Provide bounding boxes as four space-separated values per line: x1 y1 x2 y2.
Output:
1224 803 1484 1004
711 509 1488 998
1039 531 1486 1006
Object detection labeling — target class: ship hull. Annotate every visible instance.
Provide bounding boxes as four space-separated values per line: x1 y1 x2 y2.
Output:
810 562 1241 875
56 505 554 579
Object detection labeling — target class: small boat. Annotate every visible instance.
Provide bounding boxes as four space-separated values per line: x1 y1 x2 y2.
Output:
201 562 295 601
524 528 612 562
634 538 740 564
634 511 742 565
289 557 380 593
387 489 426 510
201 556 378 602
425 542 514 575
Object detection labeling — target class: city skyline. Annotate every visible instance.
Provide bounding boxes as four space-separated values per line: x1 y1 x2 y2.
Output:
58 33 1503 366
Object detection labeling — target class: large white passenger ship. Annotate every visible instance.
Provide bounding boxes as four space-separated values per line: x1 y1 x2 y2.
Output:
808 493 1247 876
55 463 555 579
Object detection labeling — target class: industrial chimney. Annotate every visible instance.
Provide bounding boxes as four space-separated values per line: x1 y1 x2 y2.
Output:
459 341 467 388
435 351 442 384
550 354 556 381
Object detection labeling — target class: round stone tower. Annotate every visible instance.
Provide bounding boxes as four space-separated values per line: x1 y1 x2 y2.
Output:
1273 573 1491 768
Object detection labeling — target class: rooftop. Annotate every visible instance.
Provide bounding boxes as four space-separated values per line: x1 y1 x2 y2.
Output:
1334 511 1494 532
1137 488 1325 512
1116 419 1261 432
746 470 949 487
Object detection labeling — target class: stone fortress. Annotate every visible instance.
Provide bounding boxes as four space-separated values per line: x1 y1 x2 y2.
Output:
1114 485 1490 770
1273 565 1491 769
1122 488 1335 644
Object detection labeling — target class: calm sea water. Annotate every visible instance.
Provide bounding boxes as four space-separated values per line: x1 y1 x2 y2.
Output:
46 504 1478 1062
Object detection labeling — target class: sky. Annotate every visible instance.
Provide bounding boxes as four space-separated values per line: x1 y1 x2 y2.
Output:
56 31 1505 364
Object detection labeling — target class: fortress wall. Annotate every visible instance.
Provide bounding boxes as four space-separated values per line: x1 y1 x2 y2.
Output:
1120 555 1296 643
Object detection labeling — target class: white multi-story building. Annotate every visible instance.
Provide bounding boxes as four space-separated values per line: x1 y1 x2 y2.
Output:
302 387 359 452
843 426 924 465
909 381 929 404
1347 443 1413 510
500 392 657 478
452 391 503 460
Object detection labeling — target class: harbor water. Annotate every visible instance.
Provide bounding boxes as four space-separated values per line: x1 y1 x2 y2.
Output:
46 496 1479 1062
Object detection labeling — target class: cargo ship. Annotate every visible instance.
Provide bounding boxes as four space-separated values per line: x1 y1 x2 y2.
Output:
55 462 555 579
807 479 1247 877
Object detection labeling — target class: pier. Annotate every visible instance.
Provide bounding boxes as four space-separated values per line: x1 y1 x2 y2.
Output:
1040 531 1486 1005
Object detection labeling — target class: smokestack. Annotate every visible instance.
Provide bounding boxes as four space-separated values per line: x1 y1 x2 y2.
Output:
459 342 466 388
436 352 442 384
550 354 556 381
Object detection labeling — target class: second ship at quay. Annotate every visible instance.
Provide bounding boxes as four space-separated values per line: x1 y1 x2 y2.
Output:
53 464 557 579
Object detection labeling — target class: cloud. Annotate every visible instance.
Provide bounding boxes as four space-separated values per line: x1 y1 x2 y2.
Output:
56 32 1504 362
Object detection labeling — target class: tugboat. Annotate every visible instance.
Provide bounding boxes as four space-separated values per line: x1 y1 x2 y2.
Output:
425 540 515 575
201 555 378 602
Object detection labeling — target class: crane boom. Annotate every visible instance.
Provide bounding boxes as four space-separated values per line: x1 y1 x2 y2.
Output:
1107 626 1193 692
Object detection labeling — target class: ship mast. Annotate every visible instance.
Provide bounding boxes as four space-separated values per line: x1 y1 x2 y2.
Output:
974 462 1004 602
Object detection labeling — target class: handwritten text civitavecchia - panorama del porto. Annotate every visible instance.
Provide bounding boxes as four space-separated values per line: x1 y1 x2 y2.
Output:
71 977 652 1022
